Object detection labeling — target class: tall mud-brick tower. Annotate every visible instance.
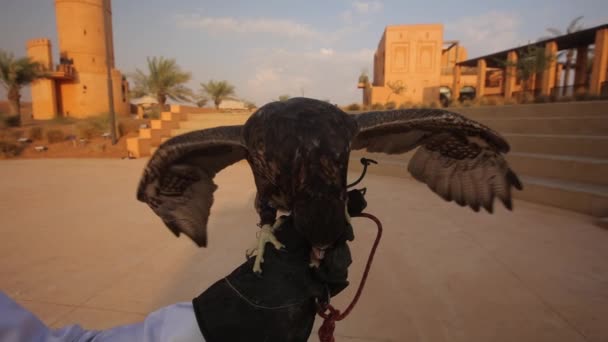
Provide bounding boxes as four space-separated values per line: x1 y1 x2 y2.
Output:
27 0 130 119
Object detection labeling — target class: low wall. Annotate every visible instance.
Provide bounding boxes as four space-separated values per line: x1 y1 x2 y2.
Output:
170 104 253 115
449 101 608 117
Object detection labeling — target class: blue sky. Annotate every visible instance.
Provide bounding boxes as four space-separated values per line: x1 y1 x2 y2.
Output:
1 0 607 106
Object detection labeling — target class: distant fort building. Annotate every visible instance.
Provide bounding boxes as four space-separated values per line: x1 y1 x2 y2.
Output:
363 23 608 107
361 24 477 107
26 0 129 119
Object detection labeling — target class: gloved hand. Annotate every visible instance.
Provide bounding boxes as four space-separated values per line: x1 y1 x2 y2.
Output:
192 215 352 342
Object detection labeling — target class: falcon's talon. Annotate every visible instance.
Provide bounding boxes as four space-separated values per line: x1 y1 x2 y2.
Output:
248 223 285 274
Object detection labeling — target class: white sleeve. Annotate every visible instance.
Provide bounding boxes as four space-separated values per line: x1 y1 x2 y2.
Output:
0 292 205 342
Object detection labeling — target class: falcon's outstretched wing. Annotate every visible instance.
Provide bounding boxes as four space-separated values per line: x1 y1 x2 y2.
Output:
137 125 248 246
352 109 523 212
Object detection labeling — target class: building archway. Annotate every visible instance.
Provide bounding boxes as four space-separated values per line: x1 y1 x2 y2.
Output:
439 86 451 107
459 86 476 101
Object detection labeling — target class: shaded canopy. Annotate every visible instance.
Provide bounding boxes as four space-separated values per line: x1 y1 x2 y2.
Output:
457 23 607 68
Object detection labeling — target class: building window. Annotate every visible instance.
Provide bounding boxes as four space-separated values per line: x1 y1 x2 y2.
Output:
84 29 87 36
83 85 87 94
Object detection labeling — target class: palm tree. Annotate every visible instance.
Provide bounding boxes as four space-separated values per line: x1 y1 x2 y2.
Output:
200 80 236 109
386 80 406 102
543 16 585 93
500 45 555 98
130 57 193 111
0 50 45 125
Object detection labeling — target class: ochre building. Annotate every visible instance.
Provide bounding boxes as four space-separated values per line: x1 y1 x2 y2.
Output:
361 24 477 107
363 23 608 106
27 0 129 119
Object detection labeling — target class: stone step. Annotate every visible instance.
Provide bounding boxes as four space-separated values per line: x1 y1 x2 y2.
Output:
479 116 608 135
161 111 187 121
186 113 251 122
516 176 608 217
349 152 608 217
126 137 151 158
150 119 180 130
178 119 247 130
507 152 608 186
171 122 245 137
139 128 171 146
503 133 608 159
451 101 608 118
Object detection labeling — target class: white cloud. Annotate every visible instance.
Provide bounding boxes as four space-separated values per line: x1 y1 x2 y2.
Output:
177 12 367 45
248 67 282 88
320 48 335 56
176 14 320 39
446 11 522 58
340 10 354 23
353 1 383 14
243 48 374 105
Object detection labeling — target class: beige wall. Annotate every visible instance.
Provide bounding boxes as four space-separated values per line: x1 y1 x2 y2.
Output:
55 0 128 118
25 0 129 119
369 24 453 105
27 39 58 119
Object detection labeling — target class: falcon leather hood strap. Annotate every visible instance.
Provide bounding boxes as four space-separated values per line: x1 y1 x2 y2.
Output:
347 158 378 188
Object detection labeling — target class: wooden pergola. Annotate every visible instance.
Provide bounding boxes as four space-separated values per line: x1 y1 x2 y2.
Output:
453 23 608 100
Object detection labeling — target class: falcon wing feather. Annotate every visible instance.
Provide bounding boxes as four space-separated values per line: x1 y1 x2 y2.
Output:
137 125 248 246
352 109 522 212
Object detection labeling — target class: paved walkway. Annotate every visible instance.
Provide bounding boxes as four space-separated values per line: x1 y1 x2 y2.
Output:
0 159 607 342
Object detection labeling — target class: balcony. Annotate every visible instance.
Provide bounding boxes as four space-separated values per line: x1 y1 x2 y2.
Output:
47 63 75 80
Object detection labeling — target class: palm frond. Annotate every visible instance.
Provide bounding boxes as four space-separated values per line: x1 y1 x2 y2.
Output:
129 56 193 104
567 16 584 33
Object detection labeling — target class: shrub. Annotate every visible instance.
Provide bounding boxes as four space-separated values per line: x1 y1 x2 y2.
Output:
52 116 76 124
480 97 504 106
534 95 552 103
4 115 21 127
144 107 161 119
371 103 385 110
399 101 414 109
448 100 461 108
385 101 397 110
346 103 361 111
29 127 43 141
461 99 474 107
10 130 24 140
0 141 25 158
118 120 140 137
46 129 65 143
83 114 111 133
518 93 535 104
77 124 98 140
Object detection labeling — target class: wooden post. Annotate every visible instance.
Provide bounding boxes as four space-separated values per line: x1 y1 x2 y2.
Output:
504 51 517 100
590 29 608 95
476 59 486 98
541 41 557 96
452 64 461 101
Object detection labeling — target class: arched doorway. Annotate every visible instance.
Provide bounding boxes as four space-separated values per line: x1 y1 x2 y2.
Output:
439 86 451 107
459 86 476 102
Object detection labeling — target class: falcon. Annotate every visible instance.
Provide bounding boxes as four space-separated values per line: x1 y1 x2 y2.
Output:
136 97 522 273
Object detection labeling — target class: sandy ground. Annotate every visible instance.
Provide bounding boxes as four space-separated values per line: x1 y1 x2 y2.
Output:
1 159 607 342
